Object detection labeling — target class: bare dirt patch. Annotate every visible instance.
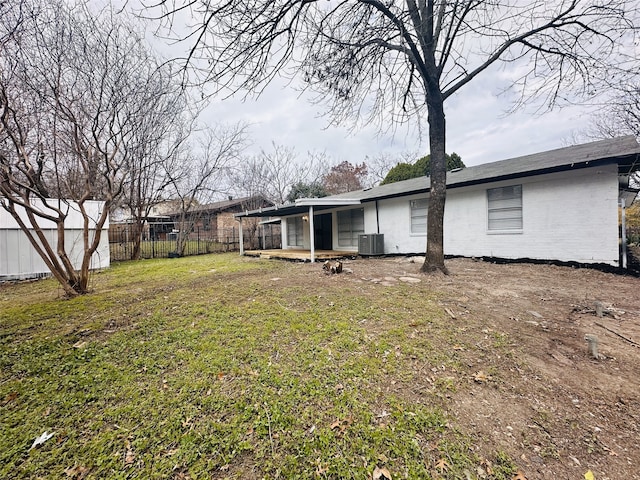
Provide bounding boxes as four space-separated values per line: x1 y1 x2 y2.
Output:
287 256 640 479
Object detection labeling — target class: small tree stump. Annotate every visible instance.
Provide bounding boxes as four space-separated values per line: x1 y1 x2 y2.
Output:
322 260 343 274
585 334 600 359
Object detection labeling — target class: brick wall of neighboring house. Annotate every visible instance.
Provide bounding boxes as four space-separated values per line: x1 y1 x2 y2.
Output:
165 197 277 246
217 211 239 232
195 212 217 237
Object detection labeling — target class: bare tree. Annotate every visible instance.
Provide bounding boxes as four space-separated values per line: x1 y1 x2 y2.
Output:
163 123 248 256
229 143 329 204
0 1 183 296
364 151 418 188
576 82 640 186
119 67 196 260
147 0 639 273
586 84 640 140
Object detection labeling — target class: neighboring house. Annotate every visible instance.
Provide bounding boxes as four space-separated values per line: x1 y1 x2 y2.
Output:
110 196 276 244
109 204 173 242
235 136 640 267
168 196 275 247
1 199 110 281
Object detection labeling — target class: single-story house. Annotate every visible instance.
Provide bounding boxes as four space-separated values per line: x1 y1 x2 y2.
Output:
234 136 640 267
1 199 110 281
169 196 274 243
109 206 173 242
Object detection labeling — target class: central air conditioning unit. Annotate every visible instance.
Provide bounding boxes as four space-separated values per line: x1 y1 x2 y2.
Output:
358 233 384 255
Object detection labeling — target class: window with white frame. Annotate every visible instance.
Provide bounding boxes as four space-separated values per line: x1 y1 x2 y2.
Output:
337 208 364 247
487 185 523 231
287 216 304 246
410 198 428 234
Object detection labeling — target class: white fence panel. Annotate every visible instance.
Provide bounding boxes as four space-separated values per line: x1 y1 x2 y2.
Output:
0 199 110 281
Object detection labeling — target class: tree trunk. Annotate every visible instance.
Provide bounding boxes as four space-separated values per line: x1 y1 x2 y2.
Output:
421 95 449 274
131 220 143 260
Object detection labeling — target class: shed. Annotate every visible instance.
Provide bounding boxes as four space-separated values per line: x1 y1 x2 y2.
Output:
0 199 110 281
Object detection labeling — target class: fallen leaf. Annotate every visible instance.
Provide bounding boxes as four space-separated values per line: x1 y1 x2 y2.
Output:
29 431 55 450
372 465 392 480
72 341 87 349
315 463 329 476
473 371 491 383
124 440 135 465
480 458 493 474
329 417 353 435
435 458 449 472
64 465 89 478
377 453 389 463
584 470 595 480
3 391 18 404
513 470 528 480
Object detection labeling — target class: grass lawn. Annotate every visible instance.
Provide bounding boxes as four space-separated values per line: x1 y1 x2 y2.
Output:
1 254 519 479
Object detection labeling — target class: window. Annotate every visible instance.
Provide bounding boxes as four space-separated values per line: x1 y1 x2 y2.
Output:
410 198 428 234
487 185 522 231
287 216 303 246
337 208 364 247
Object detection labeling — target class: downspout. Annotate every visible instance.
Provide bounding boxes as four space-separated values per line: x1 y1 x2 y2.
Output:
309 205 315 263
239 216 244 256
375 200 380 234
620 198 627 269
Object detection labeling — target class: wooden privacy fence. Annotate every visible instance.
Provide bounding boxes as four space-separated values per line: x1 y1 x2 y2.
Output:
109 223 281 261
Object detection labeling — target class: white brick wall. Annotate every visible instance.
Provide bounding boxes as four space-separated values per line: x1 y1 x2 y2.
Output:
276 164 621 265
375 164 620 265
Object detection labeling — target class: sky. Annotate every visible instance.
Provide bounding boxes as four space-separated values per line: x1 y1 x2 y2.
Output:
205 76 593 169
129 1 601 170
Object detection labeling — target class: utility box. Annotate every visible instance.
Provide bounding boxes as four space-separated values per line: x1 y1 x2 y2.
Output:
358 233 384 255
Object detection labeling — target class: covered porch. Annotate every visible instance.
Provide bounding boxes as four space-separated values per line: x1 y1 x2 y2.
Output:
243 249 352 262
236 197 362 262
